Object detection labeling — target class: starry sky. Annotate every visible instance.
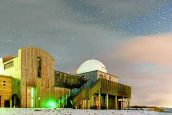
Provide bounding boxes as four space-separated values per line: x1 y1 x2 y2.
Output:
0 0 172 107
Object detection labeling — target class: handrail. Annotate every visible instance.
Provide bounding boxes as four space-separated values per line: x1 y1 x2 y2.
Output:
72 87 87 99
89 79 101 89
72 79 101 105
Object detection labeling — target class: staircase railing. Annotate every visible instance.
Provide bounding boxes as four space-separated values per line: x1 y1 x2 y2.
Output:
57 78 131 108
56 92 70 108
71 79 101 106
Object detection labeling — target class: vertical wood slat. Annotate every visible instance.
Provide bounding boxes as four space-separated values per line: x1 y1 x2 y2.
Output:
20 47 68 108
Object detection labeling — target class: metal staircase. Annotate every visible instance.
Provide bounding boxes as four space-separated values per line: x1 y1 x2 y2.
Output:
56 79 101 108
56 78 131 109
55 80 93 108
71 80 95 95
71 79 101 107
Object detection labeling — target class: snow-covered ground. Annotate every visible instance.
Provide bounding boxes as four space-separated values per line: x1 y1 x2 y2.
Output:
0 108 171 115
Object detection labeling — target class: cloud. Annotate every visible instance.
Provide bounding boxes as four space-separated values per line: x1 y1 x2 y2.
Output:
0 0 132 72
115 34 172 66
104 33 172 107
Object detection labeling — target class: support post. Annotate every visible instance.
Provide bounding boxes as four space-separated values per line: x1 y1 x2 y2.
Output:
26 85 27 108
106 94 109 109
10 100 12 108
82 100 84 109
115 96 118 109
122 97 124 110
98 93 101 109
127 98 130 109
91 96 94 108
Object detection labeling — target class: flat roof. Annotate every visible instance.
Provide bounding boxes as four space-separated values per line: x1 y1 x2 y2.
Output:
78 70 119 78
0 74 12 79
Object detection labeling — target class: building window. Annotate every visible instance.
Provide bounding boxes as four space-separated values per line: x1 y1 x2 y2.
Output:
109 76 111 81
4 61 14 69
37 57 42 78
99 75 103 79
3 81 6 86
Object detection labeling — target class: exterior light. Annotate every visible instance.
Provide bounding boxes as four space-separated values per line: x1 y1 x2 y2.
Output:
46 100 56 108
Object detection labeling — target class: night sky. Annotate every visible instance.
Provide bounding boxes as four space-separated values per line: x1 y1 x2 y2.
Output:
0 0 172 107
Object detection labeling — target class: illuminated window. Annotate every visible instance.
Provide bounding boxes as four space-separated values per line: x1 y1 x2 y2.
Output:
4 61 14 69
37 57 42 78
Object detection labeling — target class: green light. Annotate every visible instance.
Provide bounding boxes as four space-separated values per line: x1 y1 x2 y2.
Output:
31 87 35 108
46 100 56 108
31 87 34 97
56 101 60 108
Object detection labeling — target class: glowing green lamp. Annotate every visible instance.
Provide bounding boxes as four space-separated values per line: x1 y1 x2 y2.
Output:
46 100 56 108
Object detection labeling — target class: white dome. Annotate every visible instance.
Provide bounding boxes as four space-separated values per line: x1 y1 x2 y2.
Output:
76 59 107 74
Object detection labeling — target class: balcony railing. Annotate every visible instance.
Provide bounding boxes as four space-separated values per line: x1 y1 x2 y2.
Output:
100 79 131 97
54 71 87 89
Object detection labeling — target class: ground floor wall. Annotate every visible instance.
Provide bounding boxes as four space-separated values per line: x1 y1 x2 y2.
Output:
0 76 12 107
20 85 69 108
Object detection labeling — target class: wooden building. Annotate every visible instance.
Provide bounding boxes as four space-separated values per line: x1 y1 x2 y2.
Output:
0 47 69 108
0 75 12 107
55 70 131 109
0 47 131 109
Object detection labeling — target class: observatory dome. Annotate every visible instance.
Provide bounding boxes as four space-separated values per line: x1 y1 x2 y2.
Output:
76 59 107 74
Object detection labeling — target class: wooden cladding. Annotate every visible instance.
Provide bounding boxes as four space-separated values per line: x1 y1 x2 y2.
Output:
20 47 57 108
100 79 131 97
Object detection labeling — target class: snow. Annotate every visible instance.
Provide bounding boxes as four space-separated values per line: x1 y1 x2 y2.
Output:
0 108 171 115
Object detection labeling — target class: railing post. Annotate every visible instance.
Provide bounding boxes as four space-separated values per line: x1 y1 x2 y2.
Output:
66 94 68 107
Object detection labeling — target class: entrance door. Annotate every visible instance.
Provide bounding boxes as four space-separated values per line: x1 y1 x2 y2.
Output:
118 101 122 110
27 87 35 108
